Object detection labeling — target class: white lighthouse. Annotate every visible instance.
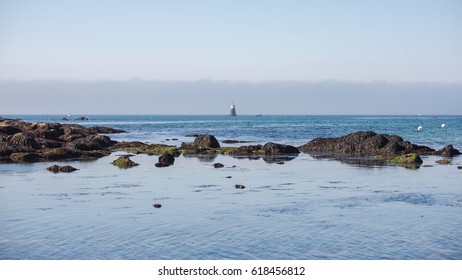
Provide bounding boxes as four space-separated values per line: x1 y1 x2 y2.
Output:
230 102 237 116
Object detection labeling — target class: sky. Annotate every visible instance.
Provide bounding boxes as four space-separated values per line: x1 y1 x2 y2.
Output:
0 0 461 114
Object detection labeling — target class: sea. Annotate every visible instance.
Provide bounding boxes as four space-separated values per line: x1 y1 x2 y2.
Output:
0 115 461 260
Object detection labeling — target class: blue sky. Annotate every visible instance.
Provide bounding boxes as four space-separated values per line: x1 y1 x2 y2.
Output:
1 0 461 81
0 0 461 114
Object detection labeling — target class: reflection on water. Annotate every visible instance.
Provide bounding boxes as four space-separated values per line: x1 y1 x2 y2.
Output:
0 153 461 260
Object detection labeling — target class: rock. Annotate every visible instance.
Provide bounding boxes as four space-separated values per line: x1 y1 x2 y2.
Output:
75 116 88 121
171 138 178 141
235 184 246 189
226 176 232 178
153 204 162 208
185 134 200 137
263 142 300 155
234 145 264 156
47 165 78 173
276 161 285 165
88 126 127 134
0 119 121 163
193 134 220 148
62 117 69 121
111 156 139 168
388 153 423 164
437 145 461 157
222 139 252 144
213 163 224 168
457 166 462 169
10 152 40 162
299 131 435 156
155 153 175 167
435 159 451 165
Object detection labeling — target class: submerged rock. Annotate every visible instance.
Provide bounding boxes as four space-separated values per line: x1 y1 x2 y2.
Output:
213 163 224 168
47 165 78 173
235 184 246 189
153 204 162 208
435 159 451 165
111 156 139 168
155 153 175 167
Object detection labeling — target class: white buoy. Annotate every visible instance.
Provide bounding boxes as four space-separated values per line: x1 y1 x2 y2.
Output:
417 125 423 131
441 123 446 128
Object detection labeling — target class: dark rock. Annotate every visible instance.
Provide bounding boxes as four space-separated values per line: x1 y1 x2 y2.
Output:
62 117 69 121
155 153 175 167
10 152 40 162
457 166 462 170
226 176 232 178
185 134 200 137
41 148 81 160
437 145 461 157
0 125 22 135
75 116 88 121
153 204 162 208
222 139 252 144
8 132 40 149
234 145 264 156
263 142 300 155
171 138 178 141
47 165 78 173
66 135 115 151
193 134 220 148
299 131 435 156
111 156 139 168
276 161 285 165
213 163 224 168
235 184 246 189
88 126 127 134
435 159 451 165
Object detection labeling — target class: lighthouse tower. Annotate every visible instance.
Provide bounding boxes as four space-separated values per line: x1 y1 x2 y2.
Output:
230 102 237 116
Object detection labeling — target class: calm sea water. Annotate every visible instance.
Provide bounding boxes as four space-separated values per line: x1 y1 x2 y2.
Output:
1 115 461 259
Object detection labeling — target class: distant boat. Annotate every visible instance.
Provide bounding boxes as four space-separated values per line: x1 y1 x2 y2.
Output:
230 102 237 116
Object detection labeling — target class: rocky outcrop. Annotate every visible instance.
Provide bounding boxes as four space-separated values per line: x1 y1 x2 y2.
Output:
193 134 220 148
299 131 436 156
0 118 117 163
436 145 461 157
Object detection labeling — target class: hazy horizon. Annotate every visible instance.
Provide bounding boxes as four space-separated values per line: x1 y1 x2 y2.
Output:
1 1 461 115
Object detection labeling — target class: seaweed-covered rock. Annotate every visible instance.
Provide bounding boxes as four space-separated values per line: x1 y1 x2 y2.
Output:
234 145 264 156
388 153 423 164
193 134 220 148
111 156 139 168
47 165 78 173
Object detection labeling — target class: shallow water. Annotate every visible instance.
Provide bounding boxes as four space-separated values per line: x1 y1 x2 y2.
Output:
1 152 461 259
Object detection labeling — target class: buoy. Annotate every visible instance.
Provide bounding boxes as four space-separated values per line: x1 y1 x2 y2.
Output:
417 125 423 131
441 123 446 128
